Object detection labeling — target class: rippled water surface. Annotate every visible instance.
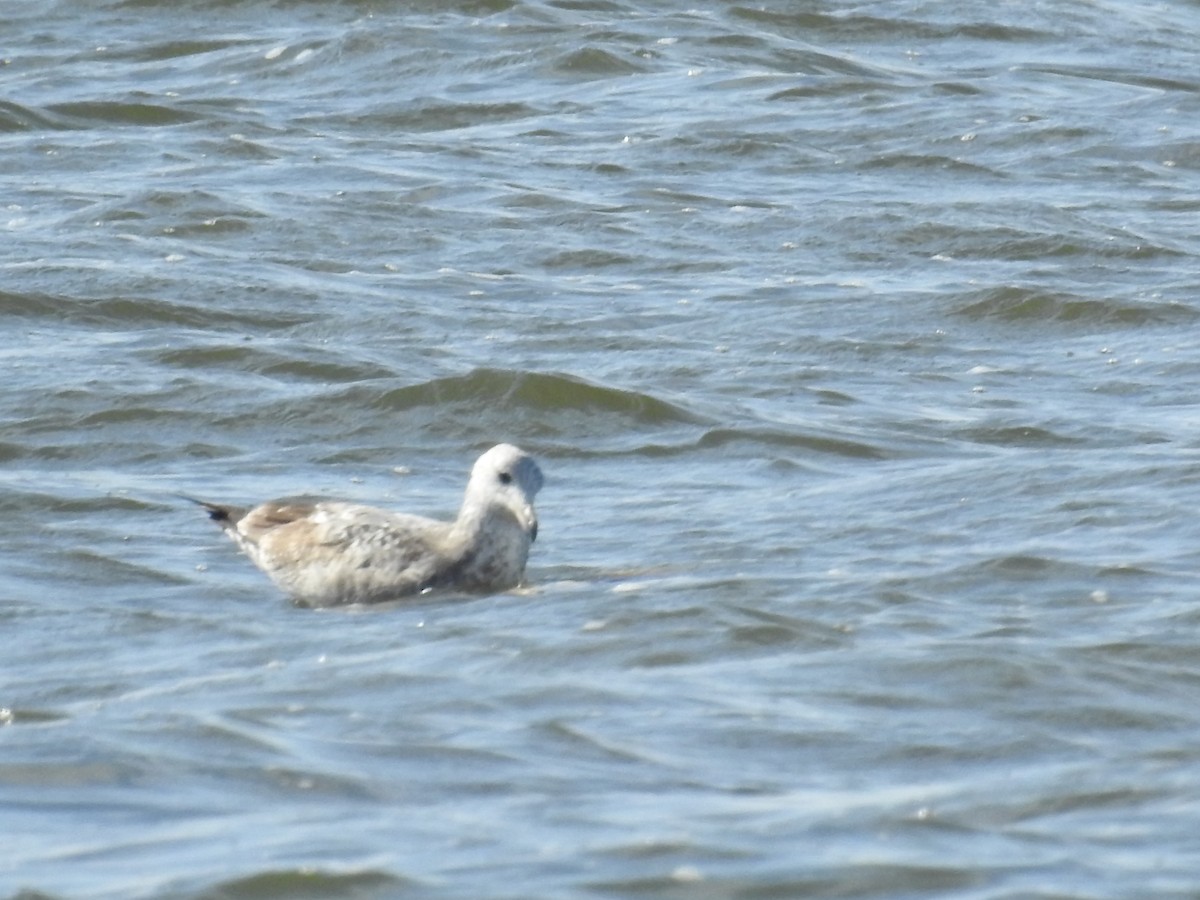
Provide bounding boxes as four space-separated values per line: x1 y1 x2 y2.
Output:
5 1 1200 897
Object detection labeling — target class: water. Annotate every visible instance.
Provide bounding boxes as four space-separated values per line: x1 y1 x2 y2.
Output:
4 0 1200 896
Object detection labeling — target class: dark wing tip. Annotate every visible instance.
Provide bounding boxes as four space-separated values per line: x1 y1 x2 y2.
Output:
179 495 243 526
203 504 233 523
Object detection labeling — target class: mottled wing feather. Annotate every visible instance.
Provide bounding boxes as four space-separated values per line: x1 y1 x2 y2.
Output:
236 501 319 544
245 501 458 605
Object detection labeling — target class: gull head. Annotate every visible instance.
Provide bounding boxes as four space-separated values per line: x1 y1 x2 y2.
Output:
465 443 544 539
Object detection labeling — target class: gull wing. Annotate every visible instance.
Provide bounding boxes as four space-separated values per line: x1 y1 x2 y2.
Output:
240 501 457 606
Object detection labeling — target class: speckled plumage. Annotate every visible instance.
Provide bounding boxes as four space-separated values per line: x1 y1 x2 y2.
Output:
200 444 543 607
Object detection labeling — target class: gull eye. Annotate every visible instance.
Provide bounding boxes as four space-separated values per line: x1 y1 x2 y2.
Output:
498 471 513 485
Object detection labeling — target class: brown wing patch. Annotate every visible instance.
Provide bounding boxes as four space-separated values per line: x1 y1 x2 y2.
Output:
241 501 316 535
237 501 318 544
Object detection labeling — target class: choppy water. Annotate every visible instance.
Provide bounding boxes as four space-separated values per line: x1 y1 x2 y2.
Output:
5 1 1200 897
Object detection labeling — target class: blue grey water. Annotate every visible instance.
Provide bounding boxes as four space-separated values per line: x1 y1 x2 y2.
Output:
3 0 1200 897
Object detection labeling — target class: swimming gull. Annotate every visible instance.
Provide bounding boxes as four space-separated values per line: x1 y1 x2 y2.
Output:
199 443 543 607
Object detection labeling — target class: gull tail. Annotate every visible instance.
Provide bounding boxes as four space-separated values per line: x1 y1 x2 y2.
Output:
180 495 246 532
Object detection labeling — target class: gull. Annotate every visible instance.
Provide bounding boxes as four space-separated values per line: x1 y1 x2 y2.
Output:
198 443 543 607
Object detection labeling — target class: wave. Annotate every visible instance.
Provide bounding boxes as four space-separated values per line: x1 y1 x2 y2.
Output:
347 367 707 426
334 370 886 459
186 867 412 899
0 99 202 132
953 286 1199 326
0 290 310 330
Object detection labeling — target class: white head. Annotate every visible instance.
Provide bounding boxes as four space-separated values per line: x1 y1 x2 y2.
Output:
463 443 544 539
